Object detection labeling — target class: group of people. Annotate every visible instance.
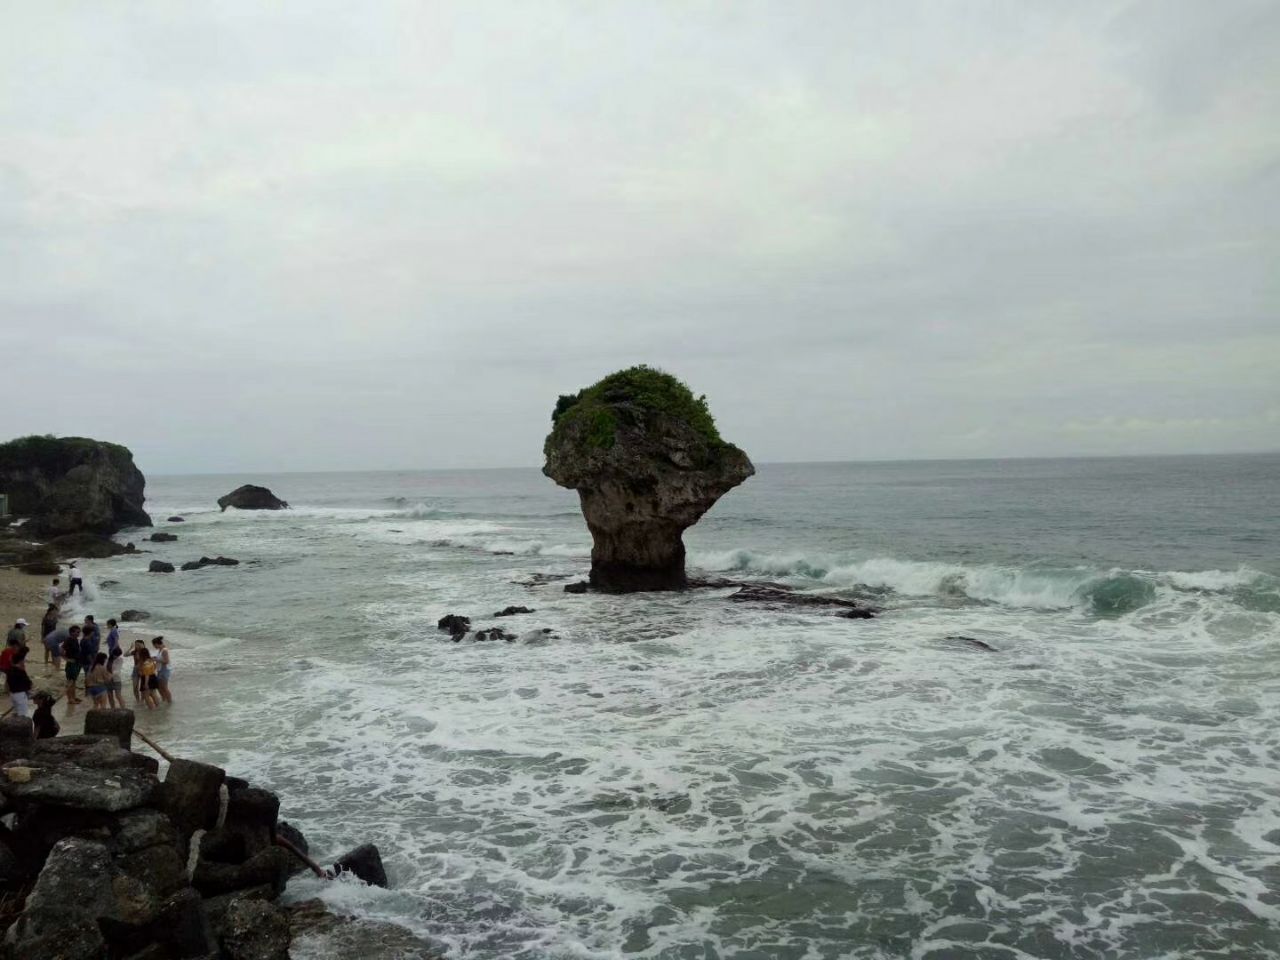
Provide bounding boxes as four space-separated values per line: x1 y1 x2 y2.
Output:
3 570 176 726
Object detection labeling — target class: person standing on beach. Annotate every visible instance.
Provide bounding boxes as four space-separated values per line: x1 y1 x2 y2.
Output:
68 562 84 596
105 619 121 657
86 653 112 709
137 649 160 709
130 639 147 703
40 606 58 668
6 646 32 718
62 625 84 705
5 619 26 649
44 623 68 675
47 578 61 606
152 637 173 705
107 648 125 708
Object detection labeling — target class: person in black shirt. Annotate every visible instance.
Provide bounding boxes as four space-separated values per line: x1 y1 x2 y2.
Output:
32 692 59 739
6 647 32 718
62 625 84 705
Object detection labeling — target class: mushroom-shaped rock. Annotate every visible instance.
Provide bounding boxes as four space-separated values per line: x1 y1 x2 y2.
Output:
217 485 289 512
543 366 753 592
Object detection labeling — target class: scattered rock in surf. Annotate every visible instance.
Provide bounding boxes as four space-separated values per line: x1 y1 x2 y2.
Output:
120 609 150 622
150 532 178 542
181 556 241 571
494 605 534 617
217 485 289 512
473 627 516 642
331 843 388 888
945 635 999 652
148 560 175 574
98 579 119 588
167 516 185 522
492 550 516 556
563 581 589 594
728 584 877 618
514 572 571 587
436 614 470 637
542 366 754 592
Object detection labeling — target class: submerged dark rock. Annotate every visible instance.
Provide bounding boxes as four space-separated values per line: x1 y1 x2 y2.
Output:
148 561 175 574
181 556 240 571
150 532 178 542
563 581 590 594
436 614 470 637
167 516 185 522
728 584 878 618
0 435 152 535
494 605 534 617
945 634 999 652
120 609 150 621
473 627 516 642
218 485 288 511
543 366 753 593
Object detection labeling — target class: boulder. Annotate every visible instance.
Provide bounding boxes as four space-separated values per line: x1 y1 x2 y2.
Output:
543 367 754 592
473 627 516 642
121 609 150 621
84 708 136 749
287 899 443 959
192 845 292 897
9 919 107 960
150 532 178 542
0 759 156 811
167 516 185 522
112 809 179 855
332 843 388 887
8 838 119 942
276 821 310 877
563 580 589 594
202 884 276 936
181 556 240 571
727 583 876 618
149 560 175 573
217 485 288 512
436 614 470 637
157 758 225 838
46 532 132 558
0 714 35 761
494 605 534 617
0 435 151 535
221 898 291 960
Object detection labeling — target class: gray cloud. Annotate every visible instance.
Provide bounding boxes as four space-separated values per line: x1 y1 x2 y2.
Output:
2 0 1276 472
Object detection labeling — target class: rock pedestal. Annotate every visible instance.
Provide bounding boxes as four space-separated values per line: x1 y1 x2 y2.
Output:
543 367 754 592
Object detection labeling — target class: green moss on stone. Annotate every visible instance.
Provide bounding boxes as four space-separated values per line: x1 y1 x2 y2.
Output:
549 366 723 452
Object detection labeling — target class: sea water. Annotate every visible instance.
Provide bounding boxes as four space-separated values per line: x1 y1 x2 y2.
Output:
64 455 1280 959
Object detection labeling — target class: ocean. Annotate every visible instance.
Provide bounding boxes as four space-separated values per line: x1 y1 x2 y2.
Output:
63 454 1280 959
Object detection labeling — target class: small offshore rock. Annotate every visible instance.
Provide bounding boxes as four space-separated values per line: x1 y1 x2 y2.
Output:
181 556 240 571
150 532 178 542
332 843 388 888
494 605 534 617
120 609 150 621
148 560 175 574
945 634 999 652
436 614 470 637
167 516 185 522
218 485 289 512
473 627 516 642
564 581 589 594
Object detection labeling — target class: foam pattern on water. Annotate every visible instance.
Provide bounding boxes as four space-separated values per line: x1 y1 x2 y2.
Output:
82 467 1280 960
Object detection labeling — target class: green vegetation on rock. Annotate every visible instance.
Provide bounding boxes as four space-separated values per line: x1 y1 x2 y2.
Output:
549 366 723 451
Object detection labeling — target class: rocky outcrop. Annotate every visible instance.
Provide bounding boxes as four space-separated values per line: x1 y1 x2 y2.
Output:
120 610 150 621
151 532 178 542
181 556 240 571
728 583 877 618
0 435 151 536
217 485 288 512
148 561 175 574
436 614 470 638
543 367 754 592
0 711 417 960
494 605 534 617
46 532 133 558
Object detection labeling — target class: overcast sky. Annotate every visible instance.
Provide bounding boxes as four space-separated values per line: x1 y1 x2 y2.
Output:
2 1 1277 474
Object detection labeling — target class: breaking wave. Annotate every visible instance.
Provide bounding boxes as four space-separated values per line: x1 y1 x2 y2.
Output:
690 549 1276 616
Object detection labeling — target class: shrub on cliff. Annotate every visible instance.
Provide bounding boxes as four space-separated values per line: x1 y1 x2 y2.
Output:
547 365 723 454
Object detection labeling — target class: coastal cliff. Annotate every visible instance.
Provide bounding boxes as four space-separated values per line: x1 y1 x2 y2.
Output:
0 436 151 536
543 366 754 592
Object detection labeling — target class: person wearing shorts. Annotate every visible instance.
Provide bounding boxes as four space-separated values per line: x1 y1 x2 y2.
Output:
152 637 173 705
86 653 111 709
107 648 125 708
137 650 160 709
6 647 32 718
62 625 84 705
68 563 84 596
